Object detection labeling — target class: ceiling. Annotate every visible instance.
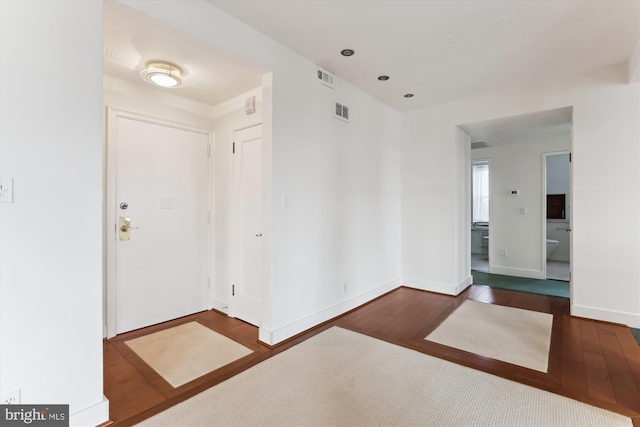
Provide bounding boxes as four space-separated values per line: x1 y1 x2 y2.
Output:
459 107 573 148
103 2 264 106
210 0 639 112
103 0 638 142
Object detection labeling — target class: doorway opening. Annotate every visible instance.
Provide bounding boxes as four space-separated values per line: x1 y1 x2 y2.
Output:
544 152 571 281
471 159 490 273
459 106 573 299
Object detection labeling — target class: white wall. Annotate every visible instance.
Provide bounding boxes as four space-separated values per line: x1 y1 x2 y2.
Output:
403 63 640 328
0 1 108 426
104 76 216 129
122 0 403 344
472 138 570 278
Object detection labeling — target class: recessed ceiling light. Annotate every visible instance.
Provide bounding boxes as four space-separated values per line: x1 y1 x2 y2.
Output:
140 62 186 88
404 94 414 98
489 15 510 29
378 75 390 81
341 49 355 57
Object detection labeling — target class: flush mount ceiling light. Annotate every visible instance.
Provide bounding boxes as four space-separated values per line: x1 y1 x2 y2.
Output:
340 49 355 57
140 62 186 88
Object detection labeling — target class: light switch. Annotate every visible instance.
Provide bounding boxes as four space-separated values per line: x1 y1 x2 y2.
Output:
0 178 13 203
281 194 290 208
520 207 526 215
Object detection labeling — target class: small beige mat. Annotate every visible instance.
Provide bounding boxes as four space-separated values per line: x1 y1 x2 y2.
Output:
425 300 553 372
125 321 253 387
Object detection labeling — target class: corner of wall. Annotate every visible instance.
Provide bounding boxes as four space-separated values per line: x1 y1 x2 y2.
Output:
69 396 109 427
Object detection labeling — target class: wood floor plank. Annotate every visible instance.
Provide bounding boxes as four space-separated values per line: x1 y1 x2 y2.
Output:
614 325 640 389
561 315 589 397
596 322 640 412
103 342 165 422
583 350 618 404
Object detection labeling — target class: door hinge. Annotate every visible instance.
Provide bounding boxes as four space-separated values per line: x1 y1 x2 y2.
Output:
207 144 211 157
232 284 235 296
569 153 572 163
232 142 235 154
207 277 211 289
206 210 211 223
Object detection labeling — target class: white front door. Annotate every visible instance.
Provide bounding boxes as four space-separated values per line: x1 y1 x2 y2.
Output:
231 124 262 326
115 116 210 334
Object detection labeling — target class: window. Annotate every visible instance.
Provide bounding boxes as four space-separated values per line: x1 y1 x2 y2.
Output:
472 161 489 223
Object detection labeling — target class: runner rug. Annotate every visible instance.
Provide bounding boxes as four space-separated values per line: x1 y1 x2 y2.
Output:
138 327 630 426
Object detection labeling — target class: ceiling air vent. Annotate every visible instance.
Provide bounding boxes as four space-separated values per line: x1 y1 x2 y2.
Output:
334 101 350 122
471 140 490 149
316 66 335 89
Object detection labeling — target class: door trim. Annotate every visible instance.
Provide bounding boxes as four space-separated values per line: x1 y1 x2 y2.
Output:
541 149 571 288
105 107 214 338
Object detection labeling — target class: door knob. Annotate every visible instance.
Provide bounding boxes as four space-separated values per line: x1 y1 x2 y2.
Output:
118 216 138 241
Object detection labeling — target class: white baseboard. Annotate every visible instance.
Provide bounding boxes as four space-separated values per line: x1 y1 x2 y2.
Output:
456 275 473 293
571 303 640 329
402 277 461 296
490 266 545 280
70 396 109 427
258 278 402 346
212 297 229 315
548 255 570 262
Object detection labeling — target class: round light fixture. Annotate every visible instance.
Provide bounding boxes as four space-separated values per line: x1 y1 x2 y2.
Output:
140 63 186 88
378 75 390 81
341 49 355 57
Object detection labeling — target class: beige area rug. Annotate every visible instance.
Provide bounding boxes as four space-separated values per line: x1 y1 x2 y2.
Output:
425 300 553 372
138 327 631 426
125 321 253 388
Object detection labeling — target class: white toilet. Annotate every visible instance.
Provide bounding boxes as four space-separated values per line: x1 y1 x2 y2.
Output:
546 239 559 259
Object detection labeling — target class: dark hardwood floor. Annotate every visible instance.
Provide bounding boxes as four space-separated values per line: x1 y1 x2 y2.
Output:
104 285 640 426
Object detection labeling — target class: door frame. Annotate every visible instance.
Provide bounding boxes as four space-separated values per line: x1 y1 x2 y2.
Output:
541 149 572 286
470 158 491 273
105 107 215 338
228 120 262 322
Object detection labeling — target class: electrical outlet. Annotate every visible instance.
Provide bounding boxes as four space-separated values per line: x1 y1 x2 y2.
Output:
501 248 508 256
2 389 20 405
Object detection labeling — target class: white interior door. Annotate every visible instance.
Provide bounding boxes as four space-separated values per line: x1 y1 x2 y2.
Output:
232 124 262 326
115 117 210 334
